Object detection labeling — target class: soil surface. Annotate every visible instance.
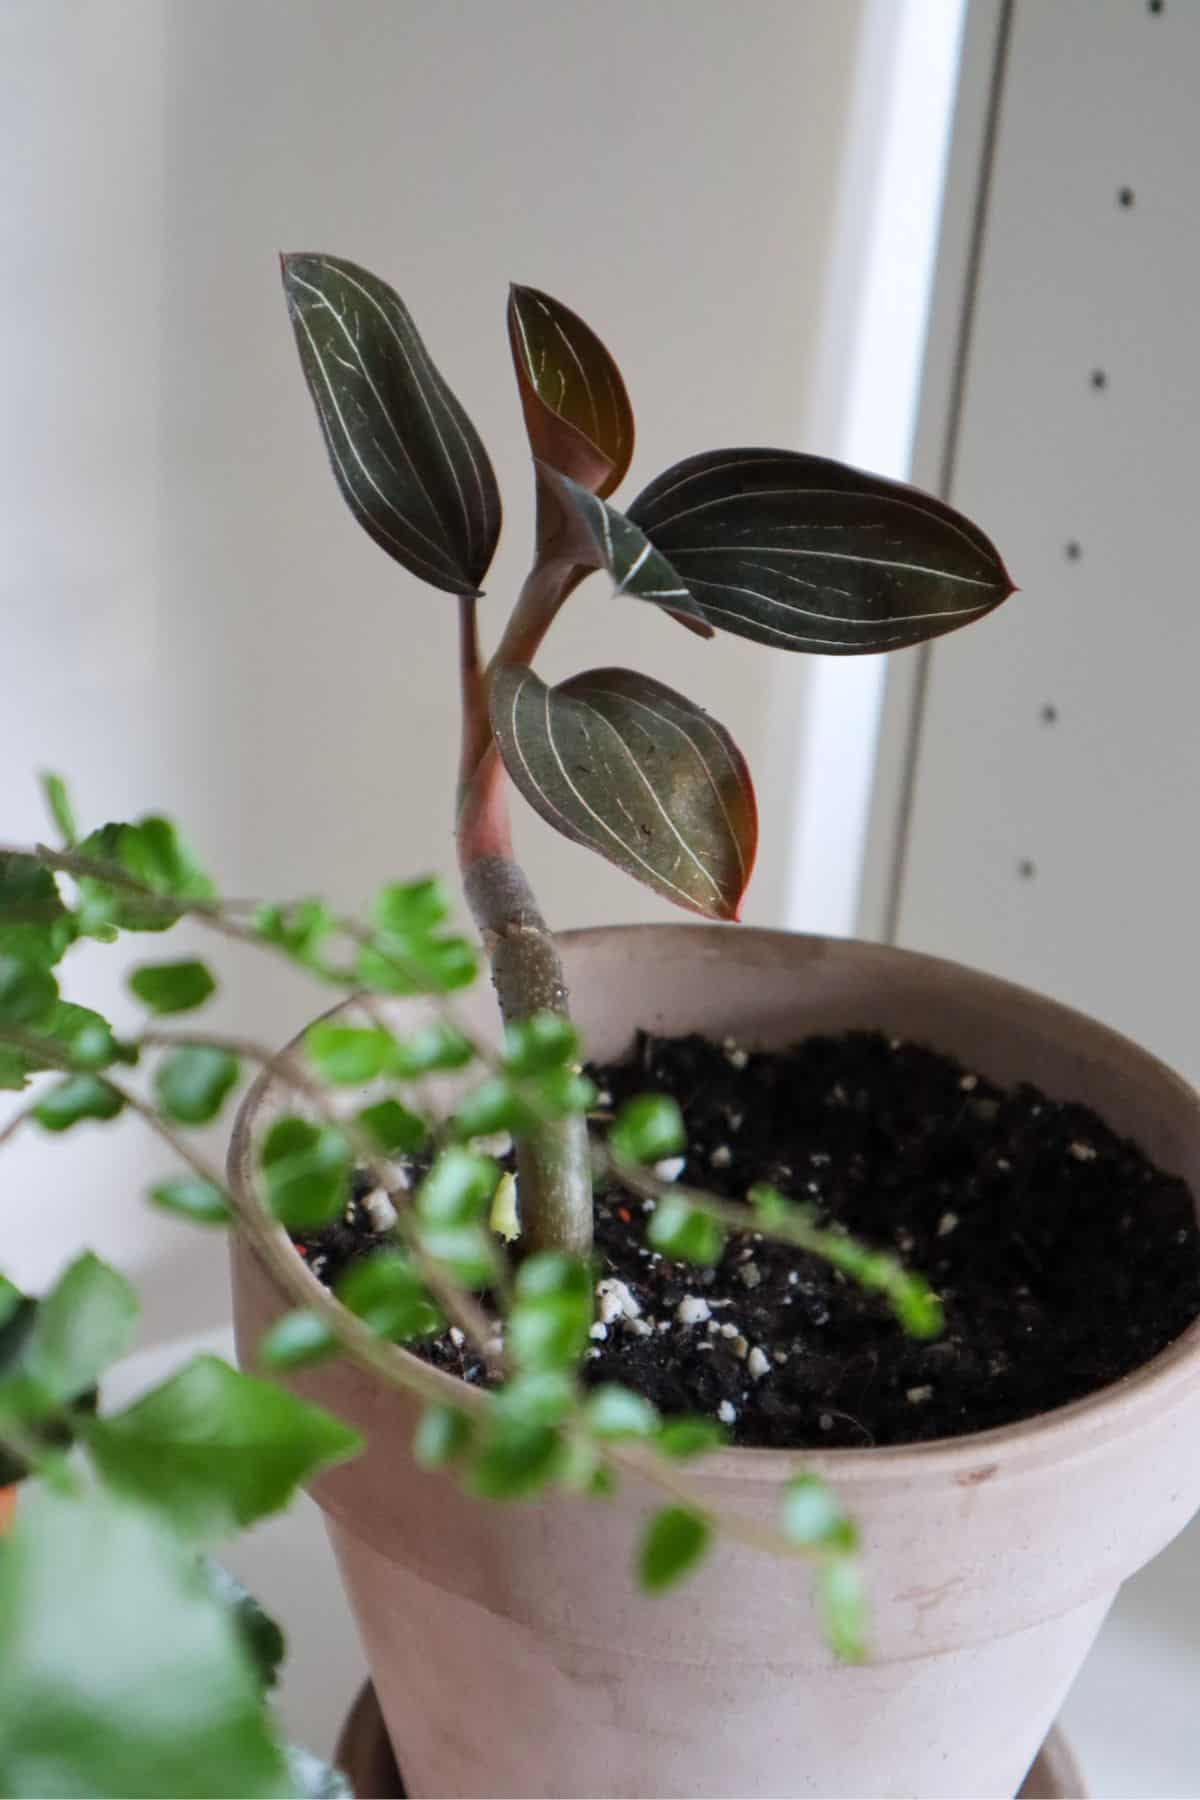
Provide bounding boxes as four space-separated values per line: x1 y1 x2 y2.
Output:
292 1029 1200 1449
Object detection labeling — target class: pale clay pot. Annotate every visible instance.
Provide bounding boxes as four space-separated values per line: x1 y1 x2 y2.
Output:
229 926 1200 1799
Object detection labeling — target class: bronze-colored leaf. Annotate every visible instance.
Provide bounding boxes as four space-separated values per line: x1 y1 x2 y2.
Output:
627 449 1016 653
282 253 501 596
490 665 756 920
508 286 634 499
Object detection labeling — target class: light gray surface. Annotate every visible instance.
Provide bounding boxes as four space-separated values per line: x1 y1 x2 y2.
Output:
881 1 1200 1791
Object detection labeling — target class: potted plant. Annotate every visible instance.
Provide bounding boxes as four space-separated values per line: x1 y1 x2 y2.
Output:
0 257 1197 1800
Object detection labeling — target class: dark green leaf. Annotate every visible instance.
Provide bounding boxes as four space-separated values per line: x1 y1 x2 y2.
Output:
0 852 73 967
816 1557 868 1663
584 1384 659 1440
84 1354 360 1539
412 1403 473 1470
16 1253 137 1405
0 1485 291 1798
129 959 216 1016
149 1177 232 1226
76 817 214 935
628 448 1015 654
637 1505 711 1592
32 1074 123 1133
51 1001 119 1070
282 252 501 595
155 1046 240 1126
354 1097 428 1156
39 770 78 846
502 1012 580 1077
507 285 634 499
655 1416 727 1460
780 1474 858 1552
417 1148 500 1225
335 1251 442 1342
259 1117 350 1230
0 954 57 1026
646 1192 725 1265
257 1310 338 1372
491 664 757 920
610 1094 686 1166
201 1559 285 1692
304 1021 395 1085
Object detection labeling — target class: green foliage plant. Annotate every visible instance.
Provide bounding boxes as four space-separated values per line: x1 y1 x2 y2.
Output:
0 264 1011 1795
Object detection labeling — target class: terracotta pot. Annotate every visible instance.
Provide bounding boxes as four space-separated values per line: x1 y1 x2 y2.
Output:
229 927 1200 1799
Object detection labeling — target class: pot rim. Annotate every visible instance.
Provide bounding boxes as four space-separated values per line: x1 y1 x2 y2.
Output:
230 922 1200 1488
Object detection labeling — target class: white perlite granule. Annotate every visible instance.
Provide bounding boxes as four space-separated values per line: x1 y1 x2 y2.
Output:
596 1278 641 1324
675 1295 711 1326
717 1400 737 1425
653 1155 686 1182
747 1347 770 1380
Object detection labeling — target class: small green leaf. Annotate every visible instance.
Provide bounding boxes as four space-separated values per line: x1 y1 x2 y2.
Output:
0 953 57 1026
0 851 74 967
39 771 78 846
493 1370 575 1428
413 1404 473 1470
259 1118 350 1230
335 1251 442 1342
84 1354 360 1539
0 1486 291 1799
128 959 217 1016
357 932 478 996
33 1074 123 1132
389 1019 474 1076
529 1068 597 1119
304 1021 396 1085
502 1013 580 1077
655 1416 727 1460
51 1002 119 1071
354 1097 428 1156
610 1094 686 1165
816 1557 868 1663
155 1046 240 1126
253 898 333 967
508 1254 593 1374
584 1385 660 1441
452 1076 539 1140
637 1506 711 1592
370 878 449 936
468 1418 562 1500
16 1253 137 1405
76 817 214 935
417 1223 496 1288
780 1474 858 1553
646 1192 725 1265
149 1177 232 1227
417 1148 500 1225
257 1310 338 1372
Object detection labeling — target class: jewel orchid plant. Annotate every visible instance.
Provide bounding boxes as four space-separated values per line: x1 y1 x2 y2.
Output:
0 261 1013 1798
279 254 1014 1259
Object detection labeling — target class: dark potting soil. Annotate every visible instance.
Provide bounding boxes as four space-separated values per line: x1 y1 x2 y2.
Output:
291 1029 1200 1449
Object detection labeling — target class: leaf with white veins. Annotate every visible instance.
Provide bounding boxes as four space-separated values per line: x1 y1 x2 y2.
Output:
627 448 1015 653
490 665 756 919
282 253 501 596
534 466 712 635
508 285 633 498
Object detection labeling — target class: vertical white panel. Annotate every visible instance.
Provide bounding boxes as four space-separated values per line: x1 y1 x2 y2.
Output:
892 0 1200 1087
